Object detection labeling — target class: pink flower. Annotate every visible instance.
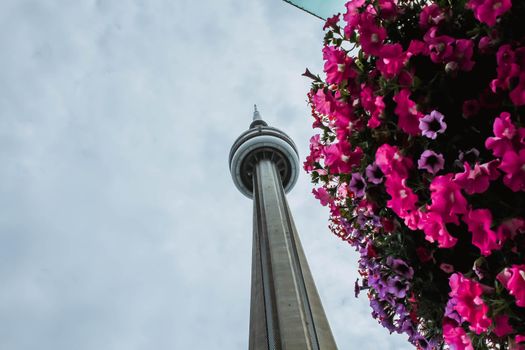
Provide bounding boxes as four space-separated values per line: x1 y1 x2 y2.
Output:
323 46 355 85
378 0 397 19
358 13 387 56
418 211 458 248
485 112 525 157
499 149 525 192
323 13 340 30
443 319 474 350
449 273 492 334
343 0 366 35
493 45 520 91
464 208 501 256
494 315 514 337
385 174 418 218
466 0 512 27
428 174 468 224
375 144 413 178
497 265 525 307
324 141 363 174
313 187 332 206
360 85 385 128
453 161 500 194
304 134 323 172
376 43 406 79
453 39 475 71
418 150 445 175
514 335 525 350
510 73 525 106
312 89 336 116
424 27 455 64
393 89 422 135
419 4 445 30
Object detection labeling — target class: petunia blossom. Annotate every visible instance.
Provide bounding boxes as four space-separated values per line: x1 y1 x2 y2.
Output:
418 211 458 248
485 112 525 157
499 149 525 192
349 173 367 197
449 273 492 334
365 162 384 184
418 150 445 175
324 141 363 174
453 161 500 195
463 208 501 256
497 265 525 307
375 144 413 178
428 174 468 224
443 318 474 350
419 110 447 139
323 45 355 85
466 0 512 27
393 89 422 135
312 187 332 207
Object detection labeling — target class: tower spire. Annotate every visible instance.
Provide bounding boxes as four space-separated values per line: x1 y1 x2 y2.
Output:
250 104 268 128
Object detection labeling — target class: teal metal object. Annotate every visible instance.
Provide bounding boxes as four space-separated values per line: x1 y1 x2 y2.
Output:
283 0 345 20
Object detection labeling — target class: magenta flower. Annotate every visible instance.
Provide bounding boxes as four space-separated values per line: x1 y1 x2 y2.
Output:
443 318 474 350
493 315 514 337
343 0 365 35
376 43 406 79
365 162 383 184
453 161 500 195
510 72 525 106
449 273 492 334
418 150 445 175
312 187 332 206
385 174 418 218
428 174 468 224
324 141 363 174
393 89 422 136
349 173 367 197
419 110 447 139
358 13 387 56
323 46 355 85
464 208 501 256
424 27 455 64
311 89 336 116
466 0 512 27
499 149 525 192
418 211 458 248
323 13 340 30
375 144 413 178
419 4 445 30
453 39 475 71
485 112 525 157
497 265 525 307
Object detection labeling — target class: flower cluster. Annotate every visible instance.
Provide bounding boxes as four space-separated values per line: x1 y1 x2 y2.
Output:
305 1 525 349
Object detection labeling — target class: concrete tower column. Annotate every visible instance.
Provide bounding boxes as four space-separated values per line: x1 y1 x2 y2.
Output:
229 106 338 350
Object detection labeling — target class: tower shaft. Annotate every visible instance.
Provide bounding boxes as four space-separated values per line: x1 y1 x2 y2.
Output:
249 159 337 350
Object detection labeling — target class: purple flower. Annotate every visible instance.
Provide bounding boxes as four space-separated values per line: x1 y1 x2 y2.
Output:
444 298 462 324
418 150 445 175
387 257 414 280
365 162 384 184
419 110 447 139
386 276 409 298
349 173 367 197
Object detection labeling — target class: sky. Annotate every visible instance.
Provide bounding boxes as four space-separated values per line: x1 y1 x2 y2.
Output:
0 1 412 349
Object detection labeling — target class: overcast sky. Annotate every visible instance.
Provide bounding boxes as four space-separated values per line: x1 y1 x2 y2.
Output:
0 1 412 349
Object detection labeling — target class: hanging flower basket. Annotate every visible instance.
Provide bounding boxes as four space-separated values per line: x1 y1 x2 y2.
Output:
304 1 525 349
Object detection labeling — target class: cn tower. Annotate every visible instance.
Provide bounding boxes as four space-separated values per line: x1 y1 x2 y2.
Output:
229 106 338 350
